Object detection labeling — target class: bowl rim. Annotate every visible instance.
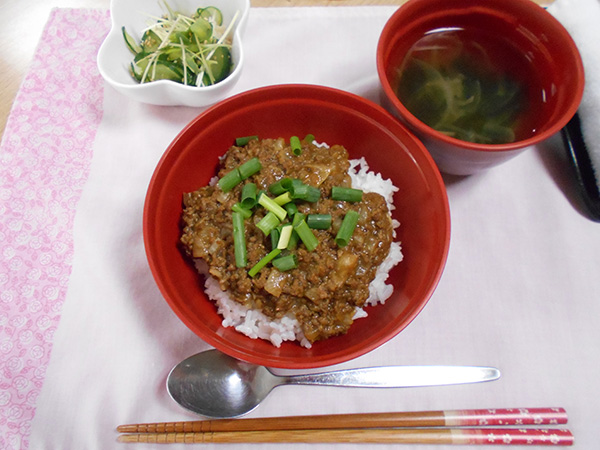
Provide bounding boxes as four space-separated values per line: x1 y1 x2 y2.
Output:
376 0 585 153
143 83 451 368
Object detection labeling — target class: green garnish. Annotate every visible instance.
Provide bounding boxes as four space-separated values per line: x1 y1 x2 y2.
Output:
335 210 360 248
272 253 298 272
240 182 258 209
332 186 363 203
257 193 287 221
238 157 262 180
273 192 292 206
293 219 319 252
256 211 280 236
268 178 293 196
290 183 321 203
231 202 252 218
270 228 280 250
217 158 262 192
290 136 302 155
217 168 242 192
248 249 281 278
283 201 298 216
277 224 294 249
232 211 247 267
303 134 315 143
306 214 332 230
235 135 259 146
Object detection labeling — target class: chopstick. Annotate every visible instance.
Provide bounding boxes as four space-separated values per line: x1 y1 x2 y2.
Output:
118 427 574 445
117 408 573 445
117 407 567 433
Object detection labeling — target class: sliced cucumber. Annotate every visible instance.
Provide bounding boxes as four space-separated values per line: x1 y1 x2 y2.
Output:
133 51 150 63
184 54 199 73
212 47 231 81
203 46 231 85
122 27 142 54
189 17 213 42
169 31 192 45
200 7 223 26
151 60 184 82
163 46 182 61
141 29 161 52
129 62 143 82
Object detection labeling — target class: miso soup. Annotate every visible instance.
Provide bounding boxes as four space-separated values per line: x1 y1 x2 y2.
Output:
395 28 543 145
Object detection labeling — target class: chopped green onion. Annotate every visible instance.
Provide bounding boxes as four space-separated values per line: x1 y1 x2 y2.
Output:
248 248 282 278
303 133 315 143
235 135 258 146
277 224 294 249
268 178 293 195
270 228 280 250
256 211 280 236
294 219 319 252
286 230 299 250
232 211 247 267
273 192 292 206
232 203 252 218
336 210 360 247
256 190 267 204
218 168 242 192
257 193 287 221
217 158 262 192
284 202 298 216
291 183 321 203
287 214 303 250
290 136 302 155
268 182 285 196
241 182 258 209
332 186 363 202
239 157 262 180
292 212 305 226
307 214 332 230
272 253 298 271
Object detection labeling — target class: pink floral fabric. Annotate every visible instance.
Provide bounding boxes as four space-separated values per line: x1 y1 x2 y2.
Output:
0 9 109 449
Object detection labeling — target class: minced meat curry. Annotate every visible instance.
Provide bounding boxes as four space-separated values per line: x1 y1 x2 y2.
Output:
180 137 394 343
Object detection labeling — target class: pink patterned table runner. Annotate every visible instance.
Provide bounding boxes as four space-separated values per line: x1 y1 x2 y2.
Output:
0 9 109 449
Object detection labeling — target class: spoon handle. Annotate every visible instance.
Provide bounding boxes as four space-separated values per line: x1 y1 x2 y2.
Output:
282 366 500 388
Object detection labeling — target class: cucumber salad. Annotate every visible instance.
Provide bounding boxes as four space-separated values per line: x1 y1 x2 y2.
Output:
123 3 238 86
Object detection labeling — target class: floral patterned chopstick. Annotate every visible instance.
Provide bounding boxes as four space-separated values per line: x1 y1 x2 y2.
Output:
117 407 573 445
118 407 568 432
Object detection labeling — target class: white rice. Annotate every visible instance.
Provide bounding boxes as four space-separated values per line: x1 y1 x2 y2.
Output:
201 154 403 348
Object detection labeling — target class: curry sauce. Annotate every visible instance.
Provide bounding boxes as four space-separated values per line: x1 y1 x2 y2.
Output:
181 138 394 342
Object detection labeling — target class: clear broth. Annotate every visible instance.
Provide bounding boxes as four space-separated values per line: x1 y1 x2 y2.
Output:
395 28 546 145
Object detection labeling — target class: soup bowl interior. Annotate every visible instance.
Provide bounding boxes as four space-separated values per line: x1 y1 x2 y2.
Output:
143 84 450 369
377 0 584 174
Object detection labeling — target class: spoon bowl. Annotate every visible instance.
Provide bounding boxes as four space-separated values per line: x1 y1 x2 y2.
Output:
167 350 279 418
167 350 501 418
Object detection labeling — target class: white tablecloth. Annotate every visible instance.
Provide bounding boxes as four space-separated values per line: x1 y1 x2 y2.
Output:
1 4 599 450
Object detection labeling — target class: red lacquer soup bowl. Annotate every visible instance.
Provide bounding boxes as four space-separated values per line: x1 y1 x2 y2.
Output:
377 0 584 175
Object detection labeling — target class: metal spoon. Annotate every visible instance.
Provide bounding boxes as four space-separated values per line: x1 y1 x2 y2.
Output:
166 350 500 418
